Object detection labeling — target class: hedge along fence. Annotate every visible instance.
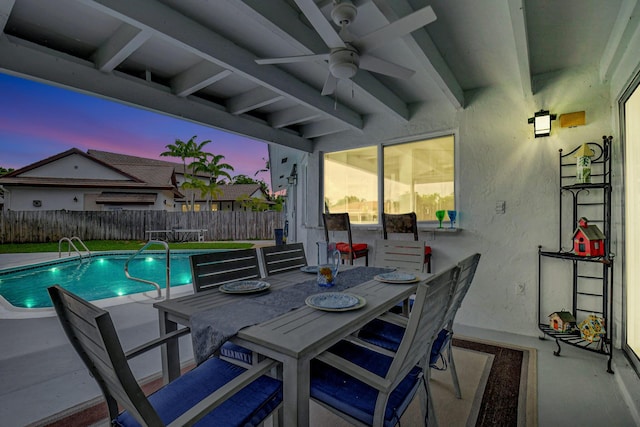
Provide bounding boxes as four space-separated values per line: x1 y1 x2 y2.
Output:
0 210 284 243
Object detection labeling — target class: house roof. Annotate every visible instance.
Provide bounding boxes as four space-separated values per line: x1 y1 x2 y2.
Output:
1 148 143 182
0 148 183 196
549 311 576 323
574 225 606 241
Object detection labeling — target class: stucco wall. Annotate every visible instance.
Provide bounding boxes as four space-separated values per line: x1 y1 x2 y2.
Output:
298 65 616 338
20 153 125 180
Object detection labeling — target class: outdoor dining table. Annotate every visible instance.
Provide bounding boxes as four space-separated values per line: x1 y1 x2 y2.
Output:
153 266 426 427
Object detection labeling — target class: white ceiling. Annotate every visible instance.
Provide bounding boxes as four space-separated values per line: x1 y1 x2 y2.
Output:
0 0 635 153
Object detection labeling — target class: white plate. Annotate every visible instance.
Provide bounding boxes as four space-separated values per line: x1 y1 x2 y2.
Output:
374 272 419 284
305 292 366 312
300 265 318 273
219 280 270 294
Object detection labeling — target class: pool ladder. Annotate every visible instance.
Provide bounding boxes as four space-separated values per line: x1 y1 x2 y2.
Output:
124 240 171 300
58 237 91 261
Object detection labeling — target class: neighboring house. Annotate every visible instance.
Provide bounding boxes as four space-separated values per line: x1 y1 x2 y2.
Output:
0 148 268 212
0 148 180 211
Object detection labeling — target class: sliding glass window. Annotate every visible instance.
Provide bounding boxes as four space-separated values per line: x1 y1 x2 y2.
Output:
323 134 455 224
324 146 378 224
383 135 455 221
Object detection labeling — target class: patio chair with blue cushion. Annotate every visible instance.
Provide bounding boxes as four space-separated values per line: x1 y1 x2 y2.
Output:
47 285 282 427
357 253 481 400
260 242 307 276
190 249 262 366
309 265 459 427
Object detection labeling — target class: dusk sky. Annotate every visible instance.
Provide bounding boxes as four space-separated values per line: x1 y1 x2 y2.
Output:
0 73 271 186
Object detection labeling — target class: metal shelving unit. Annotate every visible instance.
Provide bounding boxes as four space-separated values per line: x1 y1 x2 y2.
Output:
537 136 614 373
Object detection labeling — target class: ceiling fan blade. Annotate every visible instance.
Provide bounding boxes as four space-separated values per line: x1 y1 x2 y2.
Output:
354 6 436 53
359 54 415 79
321 73 339 95
293 0 346 48
256 53 330 65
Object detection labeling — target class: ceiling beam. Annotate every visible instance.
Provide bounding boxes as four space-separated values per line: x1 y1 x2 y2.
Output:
375 0 464 109
301 119 350 138
77 0 364 133
171 61 232 97
0 35 313 152
269 107 321 128
92 23 151 72
600 0 640 82
227 86 284 115
233 0 410 122
0 0 14 33
507 0 532 96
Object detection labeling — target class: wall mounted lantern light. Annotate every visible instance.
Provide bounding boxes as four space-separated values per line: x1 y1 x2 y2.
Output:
528 109 556 137
73 196 78 202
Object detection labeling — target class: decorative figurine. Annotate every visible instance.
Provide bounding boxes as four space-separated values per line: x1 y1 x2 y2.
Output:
575 143 595 183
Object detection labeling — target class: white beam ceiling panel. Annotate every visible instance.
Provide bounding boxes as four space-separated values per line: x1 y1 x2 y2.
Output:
301 119 350 139
227 86 284 115
0 0 14 33
269 107 321 128
171 61 232 97
600 0 640 82
77 0 364 133
0 35 313 152
92 23 151 72
374 0 464 109
508 0 532 96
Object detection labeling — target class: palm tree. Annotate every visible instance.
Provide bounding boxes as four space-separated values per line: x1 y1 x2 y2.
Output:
192 153 234 210
161 136 210 210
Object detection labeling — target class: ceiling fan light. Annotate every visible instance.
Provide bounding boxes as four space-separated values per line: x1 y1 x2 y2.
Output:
329 49 359 79
330 61 358 79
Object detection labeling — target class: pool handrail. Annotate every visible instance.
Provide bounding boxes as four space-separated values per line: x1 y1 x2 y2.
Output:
58 236 91 260
124 240 170 300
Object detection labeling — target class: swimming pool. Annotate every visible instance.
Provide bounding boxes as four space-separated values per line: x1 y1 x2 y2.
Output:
0 251 214 309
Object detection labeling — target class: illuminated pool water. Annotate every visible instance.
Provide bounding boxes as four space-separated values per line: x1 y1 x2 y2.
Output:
0 251 216 308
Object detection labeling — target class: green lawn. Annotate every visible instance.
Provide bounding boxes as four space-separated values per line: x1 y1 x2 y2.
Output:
0 240 254 253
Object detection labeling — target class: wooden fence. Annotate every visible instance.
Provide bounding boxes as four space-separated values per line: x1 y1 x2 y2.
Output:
0 210 284 243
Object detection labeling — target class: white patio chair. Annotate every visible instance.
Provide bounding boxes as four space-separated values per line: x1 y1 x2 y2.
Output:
309 265 459 427
48 285 282 427
357 253 481 400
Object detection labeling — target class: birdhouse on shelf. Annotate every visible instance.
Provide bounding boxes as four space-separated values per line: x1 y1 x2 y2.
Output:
574 143 595 183
548 311 576 333
573 217 605 257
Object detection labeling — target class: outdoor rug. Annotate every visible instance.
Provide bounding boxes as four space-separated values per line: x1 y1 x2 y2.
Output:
34 335 537 427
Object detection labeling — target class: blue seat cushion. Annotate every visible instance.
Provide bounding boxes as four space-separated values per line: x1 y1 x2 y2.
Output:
114 357 282 427
310 340 422 427
220 341 253 364
359 319 451 367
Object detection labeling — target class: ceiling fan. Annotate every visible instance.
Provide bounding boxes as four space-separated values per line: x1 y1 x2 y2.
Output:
255 0 437 96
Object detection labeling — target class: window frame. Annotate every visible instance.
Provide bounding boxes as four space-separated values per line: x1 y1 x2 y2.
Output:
321 130 459 228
